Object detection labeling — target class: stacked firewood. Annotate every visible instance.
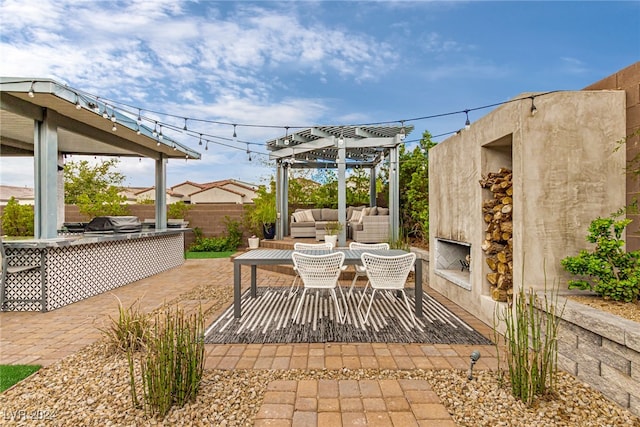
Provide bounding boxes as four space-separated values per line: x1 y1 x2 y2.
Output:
479 168 513 302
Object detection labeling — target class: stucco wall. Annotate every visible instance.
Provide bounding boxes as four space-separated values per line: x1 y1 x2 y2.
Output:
584 62 640 250
429 90 627 326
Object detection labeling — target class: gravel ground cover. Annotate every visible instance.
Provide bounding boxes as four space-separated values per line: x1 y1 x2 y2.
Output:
2 277 638 426
1 340 638 426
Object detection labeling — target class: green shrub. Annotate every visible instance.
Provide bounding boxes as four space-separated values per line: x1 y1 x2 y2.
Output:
189 217 242 252
135 305 205 418
167 201 192 219
1 197 34 236
561 216 640 302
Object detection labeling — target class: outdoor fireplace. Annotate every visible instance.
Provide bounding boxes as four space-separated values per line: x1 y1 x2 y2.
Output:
434 238 471 290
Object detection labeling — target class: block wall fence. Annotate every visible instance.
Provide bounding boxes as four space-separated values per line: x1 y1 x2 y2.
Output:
0 203 250 250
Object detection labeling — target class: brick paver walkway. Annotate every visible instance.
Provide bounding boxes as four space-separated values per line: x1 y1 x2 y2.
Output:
0 257 497 426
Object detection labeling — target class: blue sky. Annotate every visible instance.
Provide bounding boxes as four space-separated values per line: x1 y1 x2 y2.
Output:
1 0 638 189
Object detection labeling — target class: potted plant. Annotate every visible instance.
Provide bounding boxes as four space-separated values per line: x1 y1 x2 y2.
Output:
324 221 343 247
248 234 260 249
248 181 277 239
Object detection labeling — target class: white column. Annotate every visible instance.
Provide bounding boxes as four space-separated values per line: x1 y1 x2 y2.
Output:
155 155 167 230
33 109 59 239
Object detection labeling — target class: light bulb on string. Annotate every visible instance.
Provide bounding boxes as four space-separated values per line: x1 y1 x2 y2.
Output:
198 134 203 145
530 96 537 116
136 124 141 135
205 141 209 151
284 126 290 145
399 120 406 139
152 121 158 138
173 144 177 151
102 105 109 119
75 94 82 110
183 118 188 131
112 123 117 132
158 125 163 140
156 140 161 147
233 124 237 140
137 109 142 124
27 81 35 98
464 110 471 130
110 107 117 122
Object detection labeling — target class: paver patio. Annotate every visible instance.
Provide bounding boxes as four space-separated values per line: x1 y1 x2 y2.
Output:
0 257 497 426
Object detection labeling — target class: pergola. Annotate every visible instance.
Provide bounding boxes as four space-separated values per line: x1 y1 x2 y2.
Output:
266 124 413 246
0 77 200 239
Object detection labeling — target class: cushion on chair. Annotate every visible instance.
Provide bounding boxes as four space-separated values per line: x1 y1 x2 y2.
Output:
292 211 306 222
377 207 389 215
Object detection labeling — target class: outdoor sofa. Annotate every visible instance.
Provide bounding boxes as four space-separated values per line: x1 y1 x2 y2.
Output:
290 206 389 243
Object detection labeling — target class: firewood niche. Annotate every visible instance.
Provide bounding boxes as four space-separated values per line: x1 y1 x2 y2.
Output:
479 168 513 302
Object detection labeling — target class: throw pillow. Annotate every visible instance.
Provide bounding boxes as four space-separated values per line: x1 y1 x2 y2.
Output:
370 207 378 216
377 207 389 215
292 211 306 222
350 210 362 222
360 207 370 223
302 209 316 222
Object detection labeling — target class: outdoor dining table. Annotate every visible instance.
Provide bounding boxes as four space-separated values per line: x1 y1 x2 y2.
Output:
232 248 422 318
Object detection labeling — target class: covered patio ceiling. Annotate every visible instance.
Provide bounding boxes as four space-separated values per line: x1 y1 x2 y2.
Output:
0 77 202 239
266 125 414 245
0 78 200 160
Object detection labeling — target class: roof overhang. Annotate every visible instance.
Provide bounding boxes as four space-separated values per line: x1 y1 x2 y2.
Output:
266 124 413 168
0 78 200 160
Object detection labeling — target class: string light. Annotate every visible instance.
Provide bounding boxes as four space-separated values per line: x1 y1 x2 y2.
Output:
158 125 164 140
17 79 559 159
198 134 203 145
530 96 537 116
205 140 209 151
112 123 117 132
27 81 35 97
152 121 158 138
136 124 141 135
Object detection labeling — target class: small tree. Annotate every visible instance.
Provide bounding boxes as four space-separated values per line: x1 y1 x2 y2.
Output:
397 130 436 244
1 197 34 236
64 159 129 218
561 216 640 302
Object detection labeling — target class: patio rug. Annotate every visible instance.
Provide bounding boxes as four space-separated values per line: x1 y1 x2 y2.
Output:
204 287 492 345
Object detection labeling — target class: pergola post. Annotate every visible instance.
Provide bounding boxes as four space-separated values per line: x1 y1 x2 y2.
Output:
33 109 59 239
337 137 347 247
369 166 377 207
155 155 167 230
389 146 400 242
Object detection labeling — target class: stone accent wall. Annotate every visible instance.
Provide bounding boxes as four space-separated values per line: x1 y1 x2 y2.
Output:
555 297 639 417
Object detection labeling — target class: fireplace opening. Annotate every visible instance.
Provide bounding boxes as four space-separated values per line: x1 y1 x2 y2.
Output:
435 238 471 290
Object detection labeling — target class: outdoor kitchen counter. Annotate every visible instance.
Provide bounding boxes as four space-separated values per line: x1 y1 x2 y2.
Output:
1 229 188 312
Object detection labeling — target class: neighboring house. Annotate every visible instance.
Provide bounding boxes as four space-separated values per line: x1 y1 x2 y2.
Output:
189 184 248 204
131 179 259 204
0 185 35 205
170 181 209 203
133 187 185 204
118 187 148 204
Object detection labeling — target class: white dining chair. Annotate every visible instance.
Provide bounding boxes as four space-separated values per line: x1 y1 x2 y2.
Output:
357 252 417 326
288 242 334 298
346 242 389 297
291 251 346 323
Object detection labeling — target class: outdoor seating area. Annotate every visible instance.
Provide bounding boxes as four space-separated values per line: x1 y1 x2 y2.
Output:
290 206 390 242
